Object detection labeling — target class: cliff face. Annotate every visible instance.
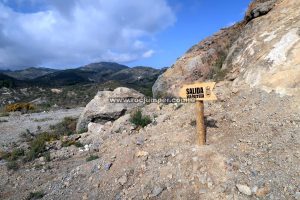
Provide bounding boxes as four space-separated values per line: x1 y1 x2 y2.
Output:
224 0 300 96
153 0 300 98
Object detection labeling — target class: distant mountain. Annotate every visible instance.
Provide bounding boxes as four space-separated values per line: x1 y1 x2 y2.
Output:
110 66 161 85
3 67 58 80
30 62 162 87
0 73 26 88
33 62 128 86
78 62 129 82
0 62 164 97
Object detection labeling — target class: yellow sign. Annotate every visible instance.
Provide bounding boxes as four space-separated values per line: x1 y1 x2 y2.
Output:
179 82 217 101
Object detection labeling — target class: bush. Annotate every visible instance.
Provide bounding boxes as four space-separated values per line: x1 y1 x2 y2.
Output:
24 132 58 162
5 103 35 113
26 191 45 200
6 161 19 171
62 140 83 148
208 52 228 81
130 110 152 128
86 155 99 162
10 148 25 160
50 117 77 136
0 148 25 161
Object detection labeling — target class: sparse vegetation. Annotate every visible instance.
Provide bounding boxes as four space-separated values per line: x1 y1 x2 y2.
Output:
62 140 83 148
26 191 45 200
0 148 25 161
130 109 152 128
209 52 228 81
24 132 58 162
86 155 99 162
190 120 196 127
0 112 9 117
20 129 35 142
6 160 19 171
5 103 35 113
50 117 77 136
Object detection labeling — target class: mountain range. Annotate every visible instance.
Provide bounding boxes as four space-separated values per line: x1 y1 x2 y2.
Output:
0 62 164 88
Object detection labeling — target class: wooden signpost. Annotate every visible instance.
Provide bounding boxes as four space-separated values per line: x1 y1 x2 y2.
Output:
179 82 217 145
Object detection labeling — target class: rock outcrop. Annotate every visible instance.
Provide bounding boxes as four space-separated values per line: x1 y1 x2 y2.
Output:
152 22 245 98
224 0 300 96
152 0 300 98
76 87 144 132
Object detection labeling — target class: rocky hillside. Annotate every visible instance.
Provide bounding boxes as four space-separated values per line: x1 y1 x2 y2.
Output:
3 67 58 80
153 0 299 99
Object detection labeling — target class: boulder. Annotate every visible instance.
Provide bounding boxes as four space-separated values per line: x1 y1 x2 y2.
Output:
76 87 144 132
245 0 277 22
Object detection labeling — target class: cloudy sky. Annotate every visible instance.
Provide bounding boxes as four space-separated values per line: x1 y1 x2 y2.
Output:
0 0 251 69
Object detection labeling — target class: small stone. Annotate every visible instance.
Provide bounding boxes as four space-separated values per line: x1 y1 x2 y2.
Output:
104 163 112 171
118 175 128 186
236 184 252 196
136 138 144 145
199 189 207 194
256 185 270 197
294 192 300 200
135 150 149 157
39 156 46 162
82 193 88 200
252 186 258 193
151 186 165 197
207 177 214 189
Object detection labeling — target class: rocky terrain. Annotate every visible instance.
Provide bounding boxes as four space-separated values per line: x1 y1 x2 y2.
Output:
0 0 299 199
0 84 299 200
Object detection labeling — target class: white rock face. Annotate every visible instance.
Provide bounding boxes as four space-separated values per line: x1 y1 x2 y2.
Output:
87 122 104 135
265 29 300 66
224 0 300 96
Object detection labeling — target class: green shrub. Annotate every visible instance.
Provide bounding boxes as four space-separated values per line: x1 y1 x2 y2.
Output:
6 161 19 171
62 140 83 148
43 152 51 162
26 191 45 200
0 148 24 161
10 148 25 160
86 155 99 162
130 110 152 128
208 52 228 81
24 132 58 162
50 117 77 136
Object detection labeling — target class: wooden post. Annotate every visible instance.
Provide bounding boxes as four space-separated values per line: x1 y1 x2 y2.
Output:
195 100 206 145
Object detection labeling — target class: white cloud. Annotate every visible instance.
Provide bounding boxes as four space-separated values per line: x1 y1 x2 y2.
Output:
0 0 175 69
142 50 155 58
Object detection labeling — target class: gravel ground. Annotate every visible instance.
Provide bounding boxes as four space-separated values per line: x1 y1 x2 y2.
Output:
0 107 84 147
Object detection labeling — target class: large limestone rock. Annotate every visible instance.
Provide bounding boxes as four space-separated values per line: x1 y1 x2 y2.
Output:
223 0 300 96
76 87 144 132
